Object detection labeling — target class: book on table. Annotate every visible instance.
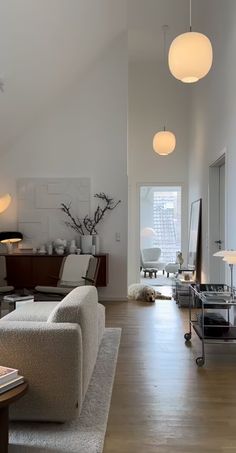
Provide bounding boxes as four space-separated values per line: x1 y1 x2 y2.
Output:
0 366 24 394
0 376 25 394
0 366 18 384
3 294 33 303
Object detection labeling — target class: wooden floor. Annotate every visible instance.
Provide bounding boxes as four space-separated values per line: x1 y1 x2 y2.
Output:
103 292 236 453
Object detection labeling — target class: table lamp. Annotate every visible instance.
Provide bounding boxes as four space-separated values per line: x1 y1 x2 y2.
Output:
213 250 236 296
0 232 23 254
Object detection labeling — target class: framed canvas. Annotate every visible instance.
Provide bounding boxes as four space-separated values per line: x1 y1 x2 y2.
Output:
188 199 202 275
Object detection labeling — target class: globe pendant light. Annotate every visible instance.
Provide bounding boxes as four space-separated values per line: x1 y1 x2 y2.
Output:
153 127 176 156
168 0 213 83
153 26 176 157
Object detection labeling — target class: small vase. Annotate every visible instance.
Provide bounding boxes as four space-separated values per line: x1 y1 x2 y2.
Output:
81 235 93 254
69 240 77 254
92 235 100 254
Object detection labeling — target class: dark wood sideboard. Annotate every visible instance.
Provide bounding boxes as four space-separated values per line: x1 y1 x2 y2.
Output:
0 253 109 288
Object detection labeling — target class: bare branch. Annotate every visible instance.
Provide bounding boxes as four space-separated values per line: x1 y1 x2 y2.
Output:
60 193 121 236
60 202 84 235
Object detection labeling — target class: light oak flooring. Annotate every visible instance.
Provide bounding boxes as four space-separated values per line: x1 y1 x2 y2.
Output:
103 291 236 453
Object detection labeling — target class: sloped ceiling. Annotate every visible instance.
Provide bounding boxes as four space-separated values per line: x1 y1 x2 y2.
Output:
128 0 189 62
0 0 126 152
0 0 190 153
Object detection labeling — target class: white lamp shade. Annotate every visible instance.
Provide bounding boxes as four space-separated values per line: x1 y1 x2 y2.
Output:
223 256 236 264
153 130 176 156
213 250 230 257
168 32 213 83
0 193 11 214
214 250 236 258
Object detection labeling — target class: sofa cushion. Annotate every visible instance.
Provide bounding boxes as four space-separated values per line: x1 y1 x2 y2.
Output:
0 302 58 322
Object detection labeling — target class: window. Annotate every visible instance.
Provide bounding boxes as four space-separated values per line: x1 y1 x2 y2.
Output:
140 186 181 263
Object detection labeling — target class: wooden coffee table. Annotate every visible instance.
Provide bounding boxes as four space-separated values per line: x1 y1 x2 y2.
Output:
0 382 28 453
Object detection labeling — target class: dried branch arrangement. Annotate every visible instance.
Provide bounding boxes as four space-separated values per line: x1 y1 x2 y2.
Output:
61 192 121 235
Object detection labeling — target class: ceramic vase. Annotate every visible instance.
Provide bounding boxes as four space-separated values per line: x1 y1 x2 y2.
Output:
81 235 93 254
92 235 100 254
69 239 77 254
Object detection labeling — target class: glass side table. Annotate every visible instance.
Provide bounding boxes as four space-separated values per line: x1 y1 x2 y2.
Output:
175 275 196 308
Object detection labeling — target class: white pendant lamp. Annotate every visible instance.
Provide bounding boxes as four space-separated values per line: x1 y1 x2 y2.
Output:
153 26 176 157
153 127 176 156
168 0 213 83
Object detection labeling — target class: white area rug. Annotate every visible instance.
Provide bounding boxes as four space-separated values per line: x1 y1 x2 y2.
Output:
9 328 121 453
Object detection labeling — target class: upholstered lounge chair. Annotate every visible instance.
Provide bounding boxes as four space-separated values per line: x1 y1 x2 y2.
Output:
35 254 100 296
0 285 14 293
141 247 166 273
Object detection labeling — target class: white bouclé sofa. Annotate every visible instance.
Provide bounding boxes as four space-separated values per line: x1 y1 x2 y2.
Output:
0 286 105 422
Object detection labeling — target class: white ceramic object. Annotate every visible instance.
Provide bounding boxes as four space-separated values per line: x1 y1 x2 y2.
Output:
93 235 100 254
47 244 53 255
38 245 46 255
69 241 77 254
55 246 64 255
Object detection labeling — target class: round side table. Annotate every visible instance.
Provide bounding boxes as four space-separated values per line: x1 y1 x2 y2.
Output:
0 382 28 453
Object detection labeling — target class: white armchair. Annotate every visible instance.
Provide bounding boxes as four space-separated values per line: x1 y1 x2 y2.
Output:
141 247 166 273
35 254 100 296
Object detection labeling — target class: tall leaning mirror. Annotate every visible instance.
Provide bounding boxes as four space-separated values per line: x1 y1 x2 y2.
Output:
188 199 202 281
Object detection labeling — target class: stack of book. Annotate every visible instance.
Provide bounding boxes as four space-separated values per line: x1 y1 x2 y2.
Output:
3 294 33 303
0 366 24 394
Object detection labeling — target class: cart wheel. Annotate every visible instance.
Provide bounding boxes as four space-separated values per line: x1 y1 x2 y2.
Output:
196 357 205 367
184 333 191 341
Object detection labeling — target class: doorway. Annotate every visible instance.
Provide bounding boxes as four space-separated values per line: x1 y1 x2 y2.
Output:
140 186 181 282
209 155 226 282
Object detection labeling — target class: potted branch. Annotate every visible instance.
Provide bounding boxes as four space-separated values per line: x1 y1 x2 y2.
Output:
61 192 121 253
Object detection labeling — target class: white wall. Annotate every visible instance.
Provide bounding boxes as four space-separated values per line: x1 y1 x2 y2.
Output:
189 0 236 282
128 61 190 285
0 34 128 300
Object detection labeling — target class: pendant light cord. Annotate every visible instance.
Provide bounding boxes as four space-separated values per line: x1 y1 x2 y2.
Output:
163 25 167 61
162 25 168 131
189 0 192 31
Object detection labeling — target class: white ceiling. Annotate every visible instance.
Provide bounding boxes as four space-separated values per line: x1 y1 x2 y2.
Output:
128 0 189 62
0 0 190 152
0 0 125 151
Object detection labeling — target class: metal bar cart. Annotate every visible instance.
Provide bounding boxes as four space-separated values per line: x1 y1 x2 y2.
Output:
184 284 236 366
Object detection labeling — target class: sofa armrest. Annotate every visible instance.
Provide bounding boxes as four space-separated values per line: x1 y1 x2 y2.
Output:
47 286 99 398
0 321 82 422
